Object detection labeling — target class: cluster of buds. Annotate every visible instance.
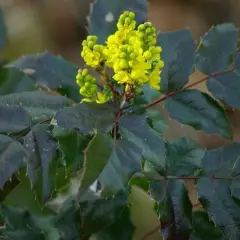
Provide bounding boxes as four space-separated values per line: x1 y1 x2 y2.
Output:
76 11 164 104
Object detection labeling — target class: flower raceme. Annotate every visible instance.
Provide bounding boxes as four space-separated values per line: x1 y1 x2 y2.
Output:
76 11 164 104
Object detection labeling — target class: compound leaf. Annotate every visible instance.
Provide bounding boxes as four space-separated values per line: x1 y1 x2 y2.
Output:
165 89 232 139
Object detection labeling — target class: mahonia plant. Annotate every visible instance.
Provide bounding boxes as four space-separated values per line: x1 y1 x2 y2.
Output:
2 1 240 239
76 11 164 104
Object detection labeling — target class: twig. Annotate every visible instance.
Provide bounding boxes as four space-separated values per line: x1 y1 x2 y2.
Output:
113 109 124 145
144 67 234 109
132 172 240 181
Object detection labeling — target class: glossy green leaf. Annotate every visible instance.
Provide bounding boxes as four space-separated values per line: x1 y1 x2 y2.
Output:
207 71 240 108
88 0 148 44
0 135 27 188
92 207 134 240
0 8 7 51
55 196 82 240
158 29 195 92
120 115 166 170
24 124 57 202
0 105 31 133
81 132 112 191
146 109 168 135
99 138 142 195
7 52 80 101
0 68 36 95
196 23 238 74
166 137 205 176
165 89 232 139
79 190 128 235
190 211 227 240
0 204 60 240
0 91 68 124
201 142 240 177
53 127 91 174
55 102 117 134
197 178 240 240
150 180 192 239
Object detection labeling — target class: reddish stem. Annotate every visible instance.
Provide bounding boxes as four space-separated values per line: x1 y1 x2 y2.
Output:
144 67 234 109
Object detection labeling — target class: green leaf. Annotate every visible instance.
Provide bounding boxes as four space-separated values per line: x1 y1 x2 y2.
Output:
120 115 166 170
165 137 205 176
7 52 80 101
55 196 82 240
129 185 163 240
165 89 232 139
207 71 240 109
24 124 57 202
0 105 31 133
150 180 192 239
0 68 36 95
146 109 168 135
88 0 148 44
99 138 142 195
0 135 27 188
0 204 60 240
92 207 134 240
157 29 195 93
79 190 128 235
81 132 112 191
197 178 240 240
0 8 7 51
53 127 91 174
196 23 238 74
0 91 68 124
55 102 117 134
190 211 227 240
4 173 52 215
201 142 240 177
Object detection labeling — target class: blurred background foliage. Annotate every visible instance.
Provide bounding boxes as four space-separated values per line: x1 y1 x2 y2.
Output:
0 0 239 64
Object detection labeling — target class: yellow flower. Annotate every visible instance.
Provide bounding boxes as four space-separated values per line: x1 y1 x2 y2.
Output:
148 68 161 90
77 11 165 104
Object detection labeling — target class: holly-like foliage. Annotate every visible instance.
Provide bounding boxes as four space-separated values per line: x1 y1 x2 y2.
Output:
1 1 240 240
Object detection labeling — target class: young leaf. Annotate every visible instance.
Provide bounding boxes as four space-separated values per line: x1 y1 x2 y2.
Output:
53 127 91 174
129 185 163 240
0 135 27 188
165 89 232 139
150 180 192 239
197 178 240 240
190 211 227 240
207 71 240 109
158 29 195 93
0 91 68 124
7 52 80 101
195 23 238 74
88 0 148 44
0 68 36 95
165 137 205 176
81 132 112 191
55 102 117 134
0 8 7 51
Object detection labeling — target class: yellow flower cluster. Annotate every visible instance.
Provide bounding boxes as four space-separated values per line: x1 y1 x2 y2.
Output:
76 69 112 103
77 11 164 103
